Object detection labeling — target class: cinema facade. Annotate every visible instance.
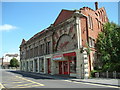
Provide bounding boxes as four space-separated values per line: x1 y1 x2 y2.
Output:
20 2 108 78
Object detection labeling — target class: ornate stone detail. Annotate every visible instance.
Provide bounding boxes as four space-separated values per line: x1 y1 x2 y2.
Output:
53 22 77 52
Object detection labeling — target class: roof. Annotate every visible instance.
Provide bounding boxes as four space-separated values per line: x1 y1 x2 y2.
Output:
3 62 10 65
53 9 75 26
21 39 26 45
80 7 95 11
5 54 18 57
27 29 48 43
20 3 107 46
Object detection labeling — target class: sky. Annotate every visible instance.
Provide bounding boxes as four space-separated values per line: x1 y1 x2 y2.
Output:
0 2 119 57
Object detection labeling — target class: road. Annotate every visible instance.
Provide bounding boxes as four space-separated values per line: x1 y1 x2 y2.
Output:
0 69 119 89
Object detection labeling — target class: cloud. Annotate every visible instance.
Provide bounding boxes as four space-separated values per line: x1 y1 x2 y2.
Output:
0 24 17 31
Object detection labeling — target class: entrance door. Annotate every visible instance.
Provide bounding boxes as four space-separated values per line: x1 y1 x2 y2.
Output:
59 61 70 75
63 61 69 74
59 62 62 74
26 61 28 72
47 58 51 74
34 60 38 72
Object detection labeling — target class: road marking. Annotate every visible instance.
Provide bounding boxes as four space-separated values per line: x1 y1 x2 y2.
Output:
0 83 5 89
63 80 119 88
17 83 35 86
63 80 73 82
12 82 25 83
16 84 43 88
15 76 45 86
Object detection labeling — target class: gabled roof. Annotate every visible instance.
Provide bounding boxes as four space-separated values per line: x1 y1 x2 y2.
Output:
53 9 74 26
27 29 47 43
21 39 26 45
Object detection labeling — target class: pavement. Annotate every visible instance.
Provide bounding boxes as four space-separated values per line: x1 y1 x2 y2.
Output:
71 79 119 87
16 70 120 87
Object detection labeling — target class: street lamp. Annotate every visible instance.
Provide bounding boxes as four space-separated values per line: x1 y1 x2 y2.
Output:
1 56 4 69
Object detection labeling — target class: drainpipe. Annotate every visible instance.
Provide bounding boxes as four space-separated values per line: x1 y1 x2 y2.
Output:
2 56 4 69
73 11 90 79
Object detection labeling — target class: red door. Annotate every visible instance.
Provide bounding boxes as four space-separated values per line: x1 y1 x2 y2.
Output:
63 61 70 74
59 62 62 74
48 58 51 74
59 61 70 75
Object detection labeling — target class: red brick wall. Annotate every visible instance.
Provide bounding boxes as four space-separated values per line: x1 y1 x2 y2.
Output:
81 7 108 42
54 10 74 26
80 17 88 47
80 7 108 72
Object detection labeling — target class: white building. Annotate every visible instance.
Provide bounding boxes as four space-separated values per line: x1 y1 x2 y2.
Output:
0 58 2 69
2 53 20 68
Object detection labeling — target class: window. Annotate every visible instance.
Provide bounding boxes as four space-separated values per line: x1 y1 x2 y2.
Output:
26 50 28 59
92 39 95 47
89 37 92 47
39 58 44 72
34 46 38 57
101 24 104 31
88 15 93 30
34 59 38 72
40 44 43 55
89 37 95 48
30 61 33 72
39 44 42 55
45 41 51 55
95 13 98 16
27 50 29 59
98 12 100 17
34 47 36 57
30 49 31 58
41 44 45 55
98 21 101 30
30 48 33 58
42 44 45 55
96 18 99 29
70 56 76 73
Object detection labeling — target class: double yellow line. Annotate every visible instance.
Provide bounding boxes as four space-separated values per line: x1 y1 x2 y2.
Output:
15 76 45 87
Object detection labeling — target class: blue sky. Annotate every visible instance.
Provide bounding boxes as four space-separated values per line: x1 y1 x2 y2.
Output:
0 2 118 57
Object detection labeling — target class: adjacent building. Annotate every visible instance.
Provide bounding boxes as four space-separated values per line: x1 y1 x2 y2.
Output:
20 2 108 78
0 58 2 69
2 53 20 69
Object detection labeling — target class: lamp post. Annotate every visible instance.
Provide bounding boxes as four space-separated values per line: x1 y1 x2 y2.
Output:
1 56 4 69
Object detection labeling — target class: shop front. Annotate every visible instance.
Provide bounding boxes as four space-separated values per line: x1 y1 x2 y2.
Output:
52 52 76 75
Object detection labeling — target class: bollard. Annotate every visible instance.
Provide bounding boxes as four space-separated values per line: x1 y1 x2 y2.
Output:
113 71 115 78
106 71 109 78
113 71 116 79
115 71 116 79
98 72 99 78
95 72 99 78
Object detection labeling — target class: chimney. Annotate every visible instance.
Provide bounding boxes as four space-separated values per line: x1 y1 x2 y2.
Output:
95 2 98 10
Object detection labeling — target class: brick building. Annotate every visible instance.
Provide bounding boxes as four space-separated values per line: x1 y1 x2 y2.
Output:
20 2 108 78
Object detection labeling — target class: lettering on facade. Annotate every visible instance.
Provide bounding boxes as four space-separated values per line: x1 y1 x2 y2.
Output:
59 41 69 49
56 35 75 52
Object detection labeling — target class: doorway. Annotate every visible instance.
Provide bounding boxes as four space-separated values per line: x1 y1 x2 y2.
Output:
47 58 51 74
59 61 70 75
